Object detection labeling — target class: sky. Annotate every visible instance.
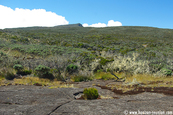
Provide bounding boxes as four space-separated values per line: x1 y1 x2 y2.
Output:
0 0 173 29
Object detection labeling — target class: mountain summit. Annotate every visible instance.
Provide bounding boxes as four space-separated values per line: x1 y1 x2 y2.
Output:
56 23 83 28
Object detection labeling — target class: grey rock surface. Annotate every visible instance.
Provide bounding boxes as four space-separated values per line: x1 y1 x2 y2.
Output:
0 85 173 115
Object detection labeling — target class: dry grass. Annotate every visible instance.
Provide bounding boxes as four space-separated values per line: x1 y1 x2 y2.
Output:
1 71 173 92
105 73 173 92
94 72 124 80
0 76 74 88
125 74 173 86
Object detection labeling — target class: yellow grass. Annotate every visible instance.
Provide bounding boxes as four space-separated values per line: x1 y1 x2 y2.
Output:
100 95 114 99
1 72 173 92
0 77 74 88
106 73 173 92
125 74 173 86
94 72 124 80
94 72 173 92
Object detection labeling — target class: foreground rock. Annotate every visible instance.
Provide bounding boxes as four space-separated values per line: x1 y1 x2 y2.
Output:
0 85 173 115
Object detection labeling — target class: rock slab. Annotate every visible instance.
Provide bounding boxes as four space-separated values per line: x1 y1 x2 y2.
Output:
0 85 173 115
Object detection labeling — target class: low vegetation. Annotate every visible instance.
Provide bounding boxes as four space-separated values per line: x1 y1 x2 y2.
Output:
34 65 54 80
83 87 99 100
0 24 173 88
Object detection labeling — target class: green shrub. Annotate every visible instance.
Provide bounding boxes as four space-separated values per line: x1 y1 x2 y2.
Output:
21 70 32 75
73 76 92 82
83 88 99 100
97 69 103 73
5 72 15 80
55 75 65 81
14 60 21 64
161 68 172 76
13 63 31 75
99 57 114 66
66 64 78 74
13 64 23 72
35 65 50 72
34 65 54 79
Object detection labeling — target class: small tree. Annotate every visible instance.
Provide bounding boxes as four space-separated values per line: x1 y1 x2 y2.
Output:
34 65 54 80
99 57 120 80
13 64 23 73
66 64 78 74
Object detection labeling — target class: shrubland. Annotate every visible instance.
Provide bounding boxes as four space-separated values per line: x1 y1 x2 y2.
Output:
0 24 173 84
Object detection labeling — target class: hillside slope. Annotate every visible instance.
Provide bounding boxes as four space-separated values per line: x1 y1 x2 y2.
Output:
0 24 173 78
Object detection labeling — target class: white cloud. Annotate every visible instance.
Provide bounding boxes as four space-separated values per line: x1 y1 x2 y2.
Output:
89 23 107 27
82 23 89 27
0 5 69 29
107 20 122 27
82 20 122 28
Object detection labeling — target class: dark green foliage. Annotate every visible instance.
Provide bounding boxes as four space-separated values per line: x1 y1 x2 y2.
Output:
20 70 32 75
5 72 15 80
13 64 23 72
99 57 114 66
34 65 54 79
14 60 21 64
150 63 164 73
161 68 172 76
120 48 135 55
97 69 103 73
83 88 99 99
54 75 65 81
73 76 92 82
66 64 78 74
40 71 54 80
35 65 50 72
13 64 32 75
0 52 7 63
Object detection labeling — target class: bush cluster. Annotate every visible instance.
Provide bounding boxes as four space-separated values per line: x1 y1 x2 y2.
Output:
34 65 54 80
72 76 92 82
161 68 172 76
1 25 173 78
5 71 15 80
83 88 99 100
13 64 32 75
66 64 78 74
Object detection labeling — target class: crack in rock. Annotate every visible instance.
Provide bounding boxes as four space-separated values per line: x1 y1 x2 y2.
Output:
47 100 72 115
0 101 21 105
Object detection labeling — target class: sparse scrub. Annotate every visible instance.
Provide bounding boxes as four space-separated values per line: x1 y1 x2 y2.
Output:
2 68 16 80
5 71 15 80
1 25 173 79
72 76 92 82
102 53 150 75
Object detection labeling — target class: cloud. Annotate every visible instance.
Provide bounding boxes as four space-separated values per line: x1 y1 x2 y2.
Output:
89 23 107 27
107 20 122 27
0 5 69 29
83 20 122 27
82 23 89 27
